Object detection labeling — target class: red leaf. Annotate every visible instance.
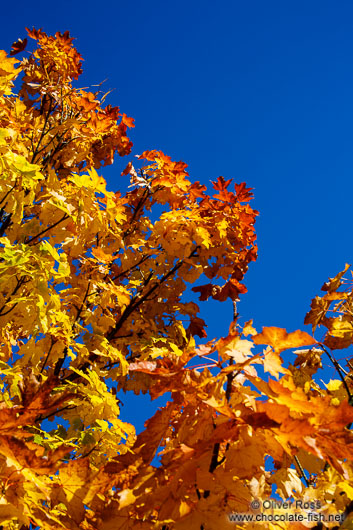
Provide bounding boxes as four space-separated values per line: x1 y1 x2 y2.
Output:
213 279 247 302
10 38 27 56
191 284 214 301
187 316 207 338
234 182 254 202
212 176 233 192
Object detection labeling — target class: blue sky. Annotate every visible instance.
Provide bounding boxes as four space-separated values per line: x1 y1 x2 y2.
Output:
2 0 353 427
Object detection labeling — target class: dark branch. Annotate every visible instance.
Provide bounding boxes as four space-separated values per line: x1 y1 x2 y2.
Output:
25 214 69 245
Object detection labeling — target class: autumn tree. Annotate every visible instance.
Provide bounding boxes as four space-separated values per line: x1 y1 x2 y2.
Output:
1 29 353 530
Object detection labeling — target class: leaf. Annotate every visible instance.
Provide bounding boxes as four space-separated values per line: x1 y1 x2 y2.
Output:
213 278 247 301
324 318 353 349
118 488 136 508
187 315 207 338
253 327 317 352
270 467 303 498
224 336 254 362
262 347 289 378
10 38 27 56
242 319 257 336
191 283 214 301
321 263 350 293
121 113 135 128
293 347 323 376
234 182 254 202
212 176 233 192
92 247 114 263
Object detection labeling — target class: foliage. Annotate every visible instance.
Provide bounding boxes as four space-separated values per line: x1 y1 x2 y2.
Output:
0 29 353 530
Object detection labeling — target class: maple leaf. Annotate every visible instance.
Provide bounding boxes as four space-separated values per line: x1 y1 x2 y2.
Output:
324 317 353 349
212 175 233 192
10 37 27 56
121 113 135 128
195 343 214 357
191 283 215 301
187 315 207 338
242 319 257 336
321 263 350 293
253 327 317 352
213 278 247 301
91 247 114 263
293 347 323 376
262 347 289 378
188 181 207 202
234 182 254 202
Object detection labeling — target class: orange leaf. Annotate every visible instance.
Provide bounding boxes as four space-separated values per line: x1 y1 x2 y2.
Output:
91 247 114 263
253 327 317 352
121 113 135 128
321 263 350 293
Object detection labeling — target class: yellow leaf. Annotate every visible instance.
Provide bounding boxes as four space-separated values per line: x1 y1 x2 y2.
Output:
179 501 191 517
243 319 257 336
223 336 254 362
339 481 353 500
325 318 353 349
118 488 136 508
262 347 289 378
326 379 342 392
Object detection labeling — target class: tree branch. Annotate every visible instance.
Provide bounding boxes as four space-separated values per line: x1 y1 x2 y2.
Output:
25 214 69 245
107 247 199 341
321 344 353 402
31 96 53 163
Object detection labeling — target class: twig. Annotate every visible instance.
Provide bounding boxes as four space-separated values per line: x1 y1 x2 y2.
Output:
294 455 310 488
25 214 69 244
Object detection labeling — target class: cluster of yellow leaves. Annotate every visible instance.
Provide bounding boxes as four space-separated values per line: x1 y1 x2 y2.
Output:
0 29 353 530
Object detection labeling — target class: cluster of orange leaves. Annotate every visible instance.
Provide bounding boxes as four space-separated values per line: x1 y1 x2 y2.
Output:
0 29 353 530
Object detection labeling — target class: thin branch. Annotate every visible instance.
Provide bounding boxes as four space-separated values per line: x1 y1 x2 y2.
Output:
122 187 151 239
0 213 12 237
0 184 16 208
294 455 310 488
37 404 76 423
54 282 91 377
25 214 69 244
208 442 221 474
31 97 53 163
107 247 199 341
0 303 18 317
321 344 352 401
81 436 104 458
40 337 55 374
0 276 26 316
110 253 152 282
204 306 239 495
54 346 68 376
73 281 91 328
33 131 62 157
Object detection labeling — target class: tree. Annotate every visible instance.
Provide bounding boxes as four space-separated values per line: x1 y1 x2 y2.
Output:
0 29 353 530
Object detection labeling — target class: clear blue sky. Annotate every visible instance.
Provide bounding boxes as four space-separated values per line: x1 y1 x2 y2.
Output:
2 0 353 426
